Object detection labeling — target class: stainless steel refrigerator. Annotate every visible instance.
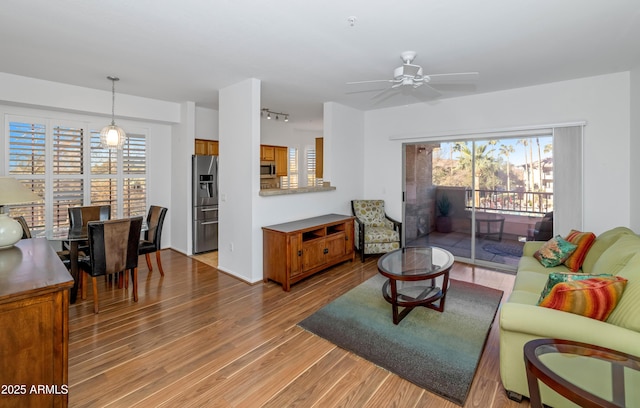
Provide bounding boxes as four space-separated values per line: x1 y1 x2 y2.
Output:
192 155 218 253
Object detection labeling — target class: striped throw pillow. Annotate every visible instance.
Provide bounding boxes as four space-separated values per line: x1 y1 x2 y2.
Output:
563 230 596 272
538 276 628 321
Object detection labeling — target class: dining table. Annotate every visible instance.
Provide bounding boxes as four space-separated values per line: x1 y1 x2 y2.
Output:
43 220 147 304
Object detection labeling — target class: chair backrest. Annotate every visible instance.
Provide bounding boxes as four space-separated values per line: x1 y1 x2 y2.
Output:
13 216 31 239
144 206 168 248
69 205 111 229
86 216 143 277
351 200 387 227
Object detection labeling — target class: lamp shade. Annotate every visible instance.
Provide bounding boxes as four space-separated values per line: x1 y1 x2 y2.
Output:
0 177 42 206
0 177 42 249
99 124 126 149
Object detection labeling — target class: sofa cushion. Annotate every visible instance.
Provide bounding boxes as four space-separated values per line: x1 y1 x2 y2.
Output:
592 234 640 276
512 269 555 295
533 236 577 267
563 230 596 272
537 272 614 303
606 252 640 332
538 276 628 321
582 226 635 274
364 226 399 243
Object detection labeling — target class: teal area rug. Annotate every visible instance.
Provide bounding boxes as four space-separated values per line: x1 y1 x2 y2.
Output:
298 274 503 406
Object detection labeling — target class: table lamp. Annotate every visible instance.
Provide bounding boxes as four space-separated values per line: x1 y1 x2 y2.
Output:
0 177 42 249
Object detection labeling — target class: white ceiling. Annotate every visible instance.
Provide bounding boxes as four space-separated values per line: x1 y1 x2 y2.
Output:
1 0 640 130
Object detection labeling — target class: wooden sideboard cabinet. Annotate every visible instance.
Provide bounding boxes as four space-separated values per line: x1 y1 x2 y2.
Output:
263 214 355 291
0 238 74 408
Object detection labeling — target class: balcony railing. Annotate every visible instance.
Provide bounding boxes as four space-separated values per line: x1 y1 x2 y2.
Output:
465 189 553 215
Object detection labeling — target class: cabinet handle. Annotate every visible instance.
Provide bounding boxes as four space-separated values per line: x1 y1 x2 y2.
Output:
323 248 329 254
298 250 302 256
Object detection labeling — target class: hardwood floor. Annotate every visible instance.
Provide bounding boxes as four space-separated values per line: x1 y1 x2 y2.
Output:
68 249 530 407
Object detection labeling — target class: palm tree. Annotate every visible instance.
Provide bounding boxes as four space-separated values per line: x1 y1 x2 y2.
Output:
536 137 543 192
518 139 530 191
500 144 515 191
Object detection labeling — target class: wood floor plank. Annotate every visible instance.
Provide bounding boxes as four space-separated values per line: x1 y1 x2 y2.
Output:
66 249 529 407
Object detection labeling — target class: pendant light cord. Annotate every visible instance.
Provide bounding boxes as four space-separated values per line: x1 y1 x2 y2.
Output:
111 78 116 126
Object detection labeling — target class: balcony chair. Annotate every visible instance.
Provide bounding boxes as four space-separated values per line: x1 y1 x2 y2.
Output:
139 206 168 276
351 200 402 263
12 216 31 239
78 216 143 314
531 211 553 241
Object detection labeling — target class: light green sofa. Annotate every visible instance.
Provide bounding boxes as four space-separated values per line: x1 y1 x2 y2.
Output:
499 226 640 406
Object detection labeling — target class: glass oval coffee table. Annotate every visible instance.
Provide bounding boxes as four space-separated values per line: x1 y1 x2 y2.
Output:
377 246 454 324
524 338 640 408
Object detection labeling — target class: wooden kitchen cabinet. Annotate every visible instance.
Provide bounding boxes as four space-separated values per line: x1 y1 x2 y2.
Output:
195 139 219 155
0 238 74 408
263 214 355 291
315 137 323 179
274 146 288 176
260 145 275 161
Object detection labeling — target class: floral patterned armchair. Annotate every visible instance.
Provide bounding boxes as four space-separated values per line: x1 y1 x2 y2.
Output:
351 200 402 262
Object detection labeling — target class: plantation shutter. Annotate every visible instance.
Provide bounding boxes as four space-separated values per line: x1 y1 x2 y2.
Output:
90 131 118 217
8 121 46 230
123 134 147 217
52 125 84 227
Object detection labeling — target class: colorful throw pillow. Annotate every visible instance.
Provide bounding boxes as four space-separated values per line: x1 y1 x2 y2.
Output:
533 236 578 267
537 272 614 304
563 230 597 272
538 276 628 321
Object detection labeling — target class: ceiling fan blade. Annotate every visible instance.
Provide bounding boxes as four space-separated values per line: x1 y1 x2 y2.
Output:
370 87 398 100
420 83 442 97
426 72 479 83
346 79 394 85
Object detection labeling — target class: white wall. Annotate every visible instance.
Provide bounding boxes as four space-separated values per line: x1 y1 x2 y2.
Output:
261 118 322 148
0 72 180 123
217 78 261 282
630 68 640 232
195 106 218 140
363 72 631 235
171 102 196 254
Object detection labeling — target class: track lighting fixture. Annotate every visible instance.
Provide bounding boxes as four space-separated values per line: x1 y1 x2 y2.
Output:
261 108 290 123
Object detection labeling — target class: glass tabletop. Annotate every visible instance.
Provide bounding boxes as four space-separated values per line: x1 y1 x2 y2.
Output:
526 339 640 407
378 246 454 279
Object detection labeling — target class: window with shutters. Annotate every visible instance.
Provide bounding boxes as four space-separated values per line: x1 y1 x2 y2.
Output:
8 121 46 230
52 125 84 228
6 115 147 233
306 146 321 187
281 147 298 189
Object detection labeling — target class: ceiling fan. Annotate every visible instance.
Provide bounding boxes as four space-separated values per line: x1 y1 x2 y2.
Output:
347 51 479 100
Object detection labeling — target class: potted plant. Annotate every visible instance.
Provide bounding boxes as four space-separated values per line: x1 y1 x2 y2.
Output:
436 194 453 233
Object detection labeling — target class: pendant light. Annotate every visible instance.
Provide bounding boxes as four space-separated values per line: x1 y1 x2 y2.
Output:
100 76 126 149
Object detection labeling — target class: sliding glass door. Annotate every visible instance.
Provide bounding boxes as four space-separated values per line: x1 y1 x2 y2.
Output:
403 134 554 270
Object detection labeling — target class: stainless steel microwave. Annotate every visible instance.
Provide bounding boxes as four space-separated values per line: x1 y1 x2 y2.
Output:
260 161 276 178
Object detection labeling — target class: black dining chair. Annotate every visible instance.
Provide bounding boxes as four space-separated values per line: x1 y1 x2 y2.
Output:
78 216 143 314
139 206 168 276
63 205 111 252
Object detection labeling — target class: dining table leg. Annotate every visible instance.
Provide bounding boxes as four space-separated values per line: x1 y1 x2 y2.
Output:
69 241 79 304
